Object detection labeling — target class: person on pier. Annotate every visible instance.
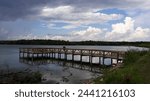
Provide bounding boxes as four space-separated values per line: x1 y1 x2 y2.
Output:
63 46 66 51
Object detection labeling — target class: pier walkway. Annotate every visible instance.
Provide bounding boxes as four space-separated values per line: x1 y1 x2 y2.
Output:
19 48 125 66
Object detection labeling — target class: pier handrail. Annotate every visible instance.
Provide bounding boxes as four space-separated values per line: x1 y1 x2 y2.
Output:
19 47 126 54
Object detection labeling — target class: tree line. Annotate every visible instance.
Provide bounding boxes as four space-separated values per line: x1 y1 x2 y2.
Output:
0 39 149 47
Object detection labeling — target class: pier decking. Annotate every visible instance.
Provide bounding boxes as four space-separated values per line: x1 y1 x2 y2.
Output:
19 48 125 66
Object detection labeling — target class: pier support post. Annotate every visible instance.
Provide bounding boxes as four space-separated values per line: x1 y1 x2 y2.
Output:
111 58 113 66
57 53 59 59
89 56 91 64
59 53 61 59
102 51 105 65
80 50 83 63
102 57 105 65
54 53 56 59
42 53 43 58
117 52 119 63
23 53 24 58
89 50 92 65
99 57 101 65
89 56 92 65
32 53 34 62
19 51 21 58
52 52 54 58
37 54 39 58
65 54 67 60
72 54 74 61
80 55 82 62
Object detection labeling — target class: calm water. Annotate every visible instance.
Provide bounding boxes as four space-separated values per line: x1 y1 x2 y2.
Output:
0 45 147 84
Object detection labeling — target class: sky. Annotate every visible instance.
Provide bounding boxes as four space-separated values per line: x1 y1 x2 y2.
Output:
0 0 150 41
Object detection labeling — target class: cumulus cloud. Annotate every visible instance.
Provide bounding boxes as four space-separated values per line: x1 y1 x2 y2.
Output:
105 17 135 40
69 27 105 41
46 26 106 41
127 27 150 41
105 17 150 41
40 6 122 29
48 17 150 41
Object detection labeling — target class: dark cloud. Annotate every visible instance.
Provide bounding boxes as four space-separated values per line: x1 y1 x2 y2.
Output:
0 0 148 21
0 0 54 21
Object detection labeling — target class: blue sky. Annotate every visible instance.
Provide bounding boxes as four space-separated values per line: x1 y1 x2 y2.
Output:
0 0 150 41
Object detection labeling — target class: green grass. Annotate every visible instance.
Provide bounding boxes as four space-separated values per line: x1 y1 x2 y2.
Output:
94 50 150 84
137 43 150 48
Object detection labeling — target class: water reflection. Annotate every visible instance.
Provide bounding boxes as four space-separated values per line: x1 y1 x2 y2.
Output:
19 58 105 74
18 58 104 84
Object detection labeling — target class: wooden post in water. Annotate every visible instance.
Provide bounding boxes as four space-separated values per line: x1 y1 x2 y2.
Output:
102 51 105 65
89 50 91 64
72 50 74 61
57 53 59 59
72 54 74 61
59 53 61 59
102 57 104 65
91 56 93 64
23 52 24 58
80 55 82 62
111 58 113 66
99 57 101 65
80 50 82 63
65 54 67 60
52 52 54 58
54 53 56 59
32 53 34 62
64 49 67 60
117 52 119 63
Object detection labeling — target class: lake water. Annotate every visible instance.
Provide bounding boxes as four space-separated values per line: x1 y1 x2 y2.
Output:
0 45 147 84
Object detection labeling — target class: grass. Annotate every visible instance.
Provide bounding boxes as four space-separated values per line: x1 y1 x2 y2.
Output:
94 49 150 84
137 43 150 48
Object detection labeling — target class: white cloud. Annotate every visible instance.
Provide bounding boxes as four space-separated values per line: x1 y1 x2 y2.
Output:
49 26 106 41
127 27 150 41
40 6 123 29
41 6 73 17
105 17 135 41
72 27 102 36
7 17 150 41
65 17 150 41
106 17 150 41
62 25 78 29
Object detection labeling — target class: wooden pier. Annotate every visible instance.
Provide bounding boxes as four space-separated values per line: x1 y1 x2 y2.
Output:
19 48 125 66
